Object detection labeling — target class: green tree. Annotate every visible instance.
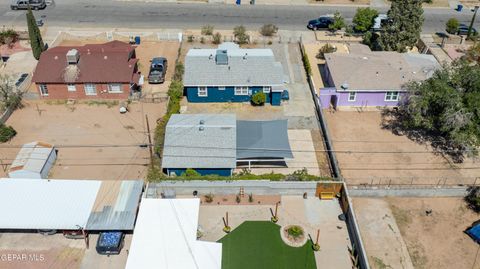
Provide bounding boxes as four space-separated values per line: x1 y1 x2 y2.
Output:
233 25 249 44
353 7 379 32
251 91 266 105
328 11 346 32
446 18 460 34
26 6 45 60
385 60 480 160
316 43 336 59
377 0 424 52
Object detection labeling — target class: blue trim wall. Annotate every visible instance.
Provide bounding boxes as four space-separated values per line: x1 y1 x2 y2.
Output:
166 168 233 177
185 86 282 106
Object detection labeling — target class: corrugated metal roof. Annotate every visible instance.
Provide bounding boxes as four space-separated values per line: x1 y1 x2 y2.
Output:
236 120 293 159
162 114 236 169
184 43 285 87
86 180 143 230
9 142 54 173
0 178 101 230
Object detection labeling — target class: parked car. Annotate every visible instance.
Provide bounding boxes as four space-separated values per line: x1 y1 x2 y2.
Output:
14 73 29 88
11 0 47 10
63 229 87 239
148 57 168 84
96 231 124 255
37 229 57 235
372 14 388 32
457 24 478 36
307 16 334 31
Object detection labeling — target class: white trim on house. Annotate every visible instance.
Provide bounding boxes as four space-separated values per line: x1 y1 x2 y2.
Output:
108 83 123 93
218 86 225 91
384 91 399 101
84 84 97 95
263 86 271 93
198 86 208 97
348 91 356 102
234 86 249 96
67 84 76 92
39 84 48 96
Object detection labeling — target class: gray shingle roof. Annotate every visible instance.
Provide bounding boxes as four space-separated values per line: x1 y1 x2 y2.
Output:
325 44 440 92
162 114 237 169
184 43 286 87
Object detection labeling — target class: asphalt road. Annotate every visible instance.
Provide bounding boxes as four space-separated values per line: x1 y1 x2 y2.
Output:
0 0 479 33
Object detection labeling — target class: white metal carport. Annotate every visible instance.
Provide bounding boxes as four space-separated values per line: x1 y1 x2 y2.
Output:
0 178 101 230
125 198 222 269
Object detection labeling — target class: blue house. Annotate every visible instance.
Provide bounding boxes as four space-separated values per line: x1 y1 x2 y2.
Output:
161 114 293 177
184 43 287 106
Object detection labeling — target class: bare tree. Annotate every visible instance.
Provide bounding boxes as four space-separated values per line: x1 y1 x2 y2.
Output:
0 75 22 111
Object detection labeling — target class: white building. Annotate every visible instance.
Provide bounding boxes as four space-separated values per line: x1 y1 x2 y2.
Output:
8 141 57 179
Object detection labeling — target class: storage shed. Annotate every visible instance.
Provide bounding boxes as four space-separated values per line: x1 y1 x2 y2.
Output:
8 141 57 179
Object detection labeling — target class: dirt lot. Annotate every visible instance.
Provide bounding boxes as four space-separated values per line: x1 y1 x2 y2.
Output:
352 198 414 269
0 233 131 269
1 101 165 180
325 111 480 185
386 197 480 269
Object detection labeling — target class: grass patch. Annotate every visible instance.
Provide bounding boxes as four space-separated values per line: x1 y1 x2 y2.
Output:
389 204 411 234
219 221 316 269
85 100 119 108
371 256 391 269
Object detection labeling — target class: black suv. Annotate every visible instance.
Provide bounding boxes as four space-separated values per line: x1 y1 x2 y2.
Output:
307 17 334 30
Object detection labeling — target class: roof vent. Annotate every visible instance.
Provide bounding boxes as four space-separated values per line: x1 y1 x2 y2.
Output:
199 126 205 131
341 83 349 90
215 50 228 65
104 55 108 60
199 120 205 125
66 49 79 65
54 56 58 60
362 56 368 60
243 53 248 60
209 54 213 60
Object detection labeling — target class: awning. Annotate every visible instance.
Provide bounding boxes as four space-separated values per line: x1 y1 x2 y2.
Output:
236 120 293 159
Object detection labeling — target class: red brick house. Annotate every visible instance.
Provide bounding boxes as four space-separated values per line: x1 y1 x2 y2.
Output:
32 41 142 99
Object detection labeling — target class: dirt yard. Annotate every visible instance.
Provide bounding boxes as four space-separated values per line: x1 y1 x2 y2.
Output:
1 100 165 180
325 111 480 185
386 197 480 269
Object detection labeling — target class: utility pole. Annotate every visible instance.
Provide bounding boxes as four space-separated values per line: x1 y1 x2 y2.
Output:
145 114 154 169
467 6 479 40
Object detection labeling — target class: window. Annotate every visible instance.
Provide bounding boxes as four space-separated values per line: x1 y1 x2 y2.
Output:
348 92 356 102
39 84 48 96
108 84 123 93
218 87 225 91
235 86 248 96
67 84 76 92
263 86 271 93
385 91 399 101
84 84 96 95
198 87 207 97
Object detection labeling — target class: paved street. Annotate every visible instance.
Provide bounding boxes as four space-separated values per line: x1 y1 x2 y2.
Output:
0 0 479 33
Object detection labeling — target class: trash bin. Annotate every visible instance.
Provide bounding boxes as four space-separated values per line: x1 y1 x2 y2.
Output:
235 0 241 5
457 4 463 11
134 36 141 45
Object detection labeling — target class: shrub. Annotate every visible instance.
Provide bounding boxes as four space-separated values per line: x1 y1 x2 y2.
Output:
287 225 304 238
204 193 214 203
251 91 266 105
0 29 19 46
200 36 205 44
233 25 249 45
316 43 336 59
201 25 214 36
0 124 16 143
173 62 184 81
259 24 278 37
352 7 379 32
248 193 254 203
446 18 460 34
236 194 241 203
301 51 312 76
187 35 194 42
465 186 480 212
184 168 200 177
328 11 346 32
212 32 222 45
167 80 184 99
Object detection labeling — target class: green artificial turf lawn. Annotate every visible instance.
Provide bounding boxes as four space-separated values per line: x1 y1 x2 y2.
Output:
218 221 317 269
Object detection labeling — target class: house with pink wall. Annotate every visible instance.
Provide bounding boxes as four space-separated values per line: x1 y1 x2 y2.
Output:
319 44 439 109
